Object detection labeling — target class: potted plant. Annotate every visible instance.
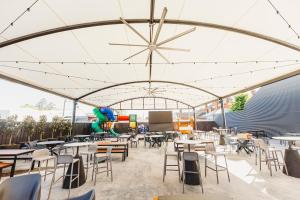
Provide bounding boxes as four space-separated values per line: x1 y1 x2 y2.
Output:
58 119 72 140
36 115 47 141
22 116 36 142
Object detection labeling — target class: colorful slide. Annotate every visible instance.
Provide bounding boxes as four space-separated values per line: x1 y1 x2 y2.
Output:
92 107 119 137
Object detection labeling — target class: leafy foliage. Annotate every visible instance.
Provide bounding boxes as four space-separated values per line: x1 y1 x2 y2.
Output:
21 116 36 141
231 93 248 111
36 115 47 140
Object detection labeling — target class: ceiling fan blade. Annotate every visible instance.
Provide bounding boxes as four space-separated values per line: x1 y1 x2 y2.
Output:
157 46 190 52
157 27 196 47
154 49 171 64
109 43 148 48
153 7 167 44
123 48 148 61
145 50 152 66
120 17 150 44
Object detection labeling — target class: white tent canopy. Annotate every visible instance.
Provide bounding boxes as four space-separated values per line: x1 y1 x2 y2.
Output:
0 0 300 109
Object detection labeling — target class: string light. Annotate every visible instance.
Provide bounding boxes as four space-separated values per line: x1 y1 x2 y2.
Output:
0 59 299 65
190 62 300 83
267 0 300 39
0 64 114 84
0 0 40 35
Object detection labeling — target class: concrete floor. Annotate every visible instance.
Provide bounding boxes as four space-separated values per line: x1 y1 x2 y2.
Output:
2 142 300 200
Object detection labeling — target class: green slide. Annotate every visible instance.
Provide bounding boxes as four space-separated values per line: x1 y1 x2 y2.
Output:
92 108 106 132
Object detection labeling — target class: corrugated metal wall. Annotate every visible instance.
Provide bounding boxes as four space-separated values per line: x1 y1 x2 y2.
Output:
215 75 300 136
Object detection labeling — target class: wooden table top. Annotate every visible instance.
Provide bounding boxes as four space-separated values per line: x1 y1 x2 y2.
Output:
97 141 128 146
0 149 34 156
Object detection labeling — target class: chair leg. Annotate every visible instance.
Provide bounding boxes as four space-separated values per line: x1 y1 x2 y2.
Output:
44 159 49 181
182 164 185 193
163 154 167 182
271 151 278 171
197 160 204 194
77 160 80 187
214 156 219 184
68 163 74 199
47 160 57 200
28 160 34 174
86 155 89 180
177 155 181 182
110 158 113 182
224 155 230 182
279 150 289 176
205 156 207 177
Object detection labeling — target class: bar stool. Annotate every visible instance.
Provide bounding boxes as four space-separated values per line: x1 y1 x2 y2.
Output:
48 155 80 200
28 149 56 182
92 146 113 185
254 139 288 176
80 144 98 179
182 152 204 193
204 143 230 184
163 142 180 182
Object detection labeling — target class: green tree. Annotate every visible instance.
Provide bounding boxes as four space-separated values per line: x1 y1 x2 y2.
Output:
231 93 248 111
22 116 36 142
36 115 47 140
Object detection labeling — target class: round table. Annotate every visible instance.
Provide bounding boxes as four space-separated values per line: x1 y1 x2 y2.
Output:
73 135 91 142
36 140 65 155
273 136 300 178
62 142 92 188
149 135 165 147
175 140 202 152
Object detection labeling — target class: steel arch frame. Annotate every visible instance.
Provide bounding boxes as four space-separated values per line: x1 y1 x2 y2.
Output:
108 96 194 109
1 19 300 52
76 80 219 100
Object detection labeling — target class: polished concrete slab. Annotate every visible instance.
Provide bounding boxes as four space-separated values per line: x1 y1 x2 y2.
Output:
1 143 300 200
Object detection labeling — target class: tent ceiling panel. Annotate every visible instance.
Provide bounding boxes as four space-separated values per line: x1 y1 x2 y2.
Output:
1 0 300 108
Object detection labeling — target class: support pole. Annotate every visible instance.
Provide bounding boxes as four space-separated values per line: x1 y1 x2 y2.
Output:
219 98 227 128
193 107 197 130
71 100 77 135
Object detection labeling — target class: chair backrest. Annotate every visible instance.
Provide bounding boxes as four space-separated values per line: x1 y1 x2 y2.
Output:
106 146 113 157
183 152 199 161
88 144 98 153
32 149 50 160
69 189 95 200
57 155 74 164
254 138 267 149
205 142 216 153
0 174 41 200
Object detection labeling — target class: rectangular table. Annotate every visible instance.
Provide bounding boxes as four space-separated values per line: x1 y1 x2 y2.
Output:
0 149 34 177
97 141 129 157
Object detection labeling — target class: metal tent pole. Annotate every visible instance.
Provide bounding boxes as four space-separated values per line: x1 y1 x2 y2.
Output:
219 98 227 128
71 100 77 135
193 107 197 130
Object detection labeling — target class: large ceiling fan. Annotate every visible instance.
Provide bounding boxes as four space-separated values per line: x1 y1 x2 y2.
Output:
109 7 196 65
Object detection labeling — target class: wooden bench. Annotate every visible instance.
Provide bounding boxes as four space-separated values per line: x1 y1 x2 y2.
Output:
96 148 126 161
0 162 13 180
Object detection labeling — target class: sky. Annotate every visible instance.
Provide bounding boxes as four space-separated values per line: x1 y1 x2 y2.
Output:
0 79 93 121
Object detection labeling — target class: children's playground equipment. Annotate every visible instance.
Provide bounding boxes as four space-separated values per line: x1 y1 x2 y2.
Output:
177 117 194 134
117 114 137 130
92 107 119 137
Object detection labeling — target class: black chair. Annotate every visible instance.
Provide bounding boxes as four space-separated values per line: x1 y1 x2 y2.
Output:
0 174 41 200
70 189 95 200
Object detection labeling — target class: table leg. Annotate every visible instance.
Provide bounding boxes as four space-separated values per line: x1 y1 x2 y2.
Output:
283 149 300 178
10 156 17 177
62 155 86 189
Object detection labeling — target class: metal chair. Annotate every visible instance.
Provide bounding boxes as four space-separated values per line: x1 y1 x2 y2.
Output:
254 139 288 176
182 152 204 193
163 142 180 182
69 189 95 200
81 144 98 179
92 146 113 185
0 174 41 200
130 137 138 148
48 155 80 200
28 149 56 182
204 143 230 184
